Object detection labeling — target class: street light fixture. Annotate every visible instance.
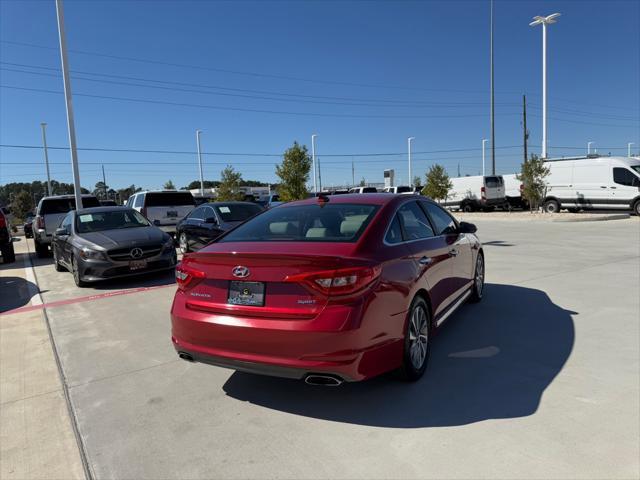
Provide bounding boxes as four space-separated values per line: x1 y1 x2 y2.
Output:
530 12 561 159
628 143 635 157
407 137 415 186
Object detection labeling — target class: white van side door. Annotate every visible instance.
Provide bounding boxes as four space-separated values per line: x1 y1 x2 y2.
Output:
572 158 614 208
611 167 640 207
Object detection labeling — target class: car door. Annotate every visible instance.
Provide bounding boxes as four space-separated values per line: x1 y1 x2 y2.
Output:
396 201 456 319
421 201 473 298
199 206 224 246
181 206 205 250
56 212 74 266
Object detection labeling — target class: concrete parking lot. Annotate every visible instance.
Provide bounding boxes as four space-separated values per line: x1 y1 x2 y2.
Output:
1 217 639 479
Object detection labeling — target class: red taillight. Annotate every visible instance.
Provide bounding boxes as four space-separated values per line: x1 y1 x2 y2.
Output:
480 186 486 199
175 262 205 291
285 266 381 296
37 216 45 229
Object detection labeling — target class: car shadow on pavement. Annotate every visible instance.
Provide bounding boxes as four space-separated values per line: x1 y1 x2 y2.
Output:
222 283 575 428
0 276 40 313
90 269 176 291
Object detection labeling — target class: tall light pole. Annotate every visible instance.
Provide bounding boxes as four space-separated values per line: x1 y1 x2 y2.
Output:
587 141 594 155
407 137 415 186
628 143 635 157
530 13 561 160
40 123 52 196
195 129 204 194
311 134 317 193
482 138 488 177
55 0 82 209
490 0 496 174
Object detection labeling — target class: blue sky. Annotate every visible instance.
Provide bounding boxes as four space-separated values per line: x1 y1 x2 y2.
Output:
1 0 638 190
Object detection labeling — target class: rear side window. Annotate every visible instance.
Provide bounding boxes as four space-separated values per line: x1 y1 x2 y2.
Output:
214 204 262 223
613 168 640 187
385 215 403 244
219 203 378 243
422 201 457 235
397 202 434 240
362 187 378 193
144 192 195 207
187 206 206 220
40 197 99 214
133 195 144 208
396 186 412 193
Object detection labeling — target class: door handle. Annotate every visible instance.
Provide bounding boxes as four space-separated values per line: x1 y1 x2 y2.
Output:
610 186 616 189
600 186 607 189
418 256 432 266
449 249 459 257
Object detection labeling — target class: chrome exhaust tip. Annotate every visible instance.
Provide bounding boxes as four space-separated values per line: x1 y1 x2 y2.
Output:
178 352 194 362
304 374 343 386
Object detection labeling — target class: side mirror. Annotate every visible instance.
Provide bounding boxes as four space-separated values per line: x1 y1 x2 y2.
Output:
55 227 69 237
458 221 477 234
204 216 217 224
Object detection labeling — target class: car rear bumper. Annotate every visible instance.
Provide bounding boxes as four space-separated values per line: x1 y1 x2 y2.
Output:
170 291 403 382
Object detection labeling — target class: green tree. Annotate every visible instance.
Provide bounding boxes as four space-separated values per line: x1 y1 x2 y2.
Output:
184 180 219 190
517 154 550 211
216 165 244 201
359 177 366 187
163 180 176 190
412 176 422 188
11 190 33 221
93 181 109 199
422 164 452 202
275 141 311 201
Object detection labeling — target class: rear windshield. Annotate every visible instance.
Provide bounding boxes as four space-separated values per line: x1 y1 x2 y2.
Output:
40 197 100 214
76 209 150 233
214 203 263 223
219 203 379 243
362 187 378 193
145 192 195 207
396 186 412 193
485 176 503 188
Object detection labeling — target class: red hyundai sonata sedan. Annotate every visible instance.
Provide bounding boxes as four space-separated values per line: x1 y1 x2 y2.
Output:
171 194 484 385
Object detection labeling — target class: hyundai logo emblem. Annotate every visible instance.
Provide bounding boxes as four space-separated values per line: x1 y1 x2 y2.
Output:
130 247 144 259
232 266 250 278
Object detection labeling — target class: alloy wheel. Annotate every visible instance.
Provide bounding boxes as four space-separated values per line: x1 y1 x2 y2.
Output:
475 254 485 298
408 305 429 369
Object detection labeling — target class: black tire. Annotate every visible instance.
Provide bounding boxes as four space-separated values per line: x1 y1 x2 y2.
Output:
71 256 87 288
35 239 48 258
52 247 64 272
633 200 640 217
469 252 485 303
1 242 16 264
178 232 190 254
567 208 579 213
462 203 474 213
398 297 431 382
543 199 560 214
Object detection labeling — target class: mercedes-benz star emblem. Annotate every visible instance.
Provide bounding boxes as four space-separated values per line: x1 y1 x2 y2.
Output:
130 248 144 259
232 266 250 278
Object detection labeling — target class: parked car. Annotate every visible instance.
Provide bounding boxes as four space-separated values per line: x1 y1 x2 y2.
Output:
348 187 379 194
256 194 283 209
446 175 507 212
542 156 640 214
382 185 414 194
32 195 101 257
171 193 484 384
51 206 177 287
23 213 35 238
0 208 16 263
176 201 264 253
126 190 196 235
99 200 118 206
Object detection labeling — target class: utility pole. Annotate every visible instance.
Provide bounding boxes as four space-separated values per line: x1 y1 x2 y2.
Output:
482 138 487 176
408 137 415 185
628 143 635 157
40 123 52 196
523 95 528 163
457 162 461 177
101 164 107 199
317 156 322 192
195 129 204 194
490 0 496 174
351 157 355 187
55 0 82 209
311 134 317 193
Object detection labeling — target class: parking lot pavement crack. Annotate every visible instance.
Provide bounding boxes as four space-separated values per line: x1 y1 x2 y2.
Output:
24 241 95 480
0 387 63 407
67 358 182 390
511 255 639 287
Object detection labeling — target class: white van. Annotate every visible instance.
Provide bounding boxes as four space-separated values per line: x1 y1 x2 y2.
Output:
542 156 640 214
445 175 507 212
382 186 415 194
127 190 196 234
502 174 527 209
348 186 379 194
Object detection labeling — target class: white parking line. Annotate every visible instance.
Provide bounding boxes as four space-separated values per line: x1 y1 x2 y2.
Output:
21 242 43 307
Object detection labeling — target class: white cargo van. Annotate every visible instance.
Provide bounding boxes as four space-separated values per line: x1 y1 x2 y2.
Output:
542 156 640 214
127 190 196 234
445 175 507 212
502 174 527 209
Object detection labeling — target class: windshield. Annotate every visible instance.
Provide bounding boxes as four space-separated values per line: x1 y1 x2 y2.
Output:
396 186 412 193
631 166 640 176
76 210 150 233
219 203 379 243
214 203 263 222
145 192 195 207
41 197 100 214
485 176 503 188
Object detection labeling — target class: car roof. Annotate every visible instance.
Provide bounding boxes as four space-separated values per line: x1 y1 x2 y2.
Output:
282 193 416 207
135 190 193 194
41 194 97 200
75 206 132 214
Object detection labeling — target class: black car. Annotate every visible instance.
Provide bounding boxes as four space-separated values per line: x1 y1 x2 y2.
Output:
52 207 177 287
176 201 264 253
23 214 34 238
0 209 15 263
